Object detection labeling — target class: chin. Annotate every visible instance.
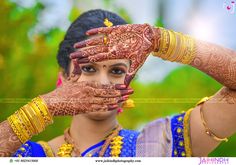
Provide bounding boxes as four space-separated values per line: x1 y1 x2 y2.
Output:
84 110 117 121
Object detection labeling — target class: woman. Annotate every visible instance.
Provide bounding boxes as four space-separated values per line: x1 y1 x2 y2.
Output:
0 9 235 157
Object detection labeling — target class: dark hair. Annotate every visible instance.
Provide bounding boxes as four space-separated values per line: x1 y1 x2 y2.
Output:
57 9 127 75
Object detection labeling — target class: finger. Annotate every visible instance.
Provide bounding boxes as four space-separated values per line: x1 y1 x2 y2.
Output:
69 59 81 82
92 88 134 98
124 58 144 86
80 81 127 90
86 27 113 36
124 74 135 87
77 58 90 64
74 36 104 49
88 96 128 105
90 104 118 112
77 52 118 64
70 46 109 60
87 52 118 63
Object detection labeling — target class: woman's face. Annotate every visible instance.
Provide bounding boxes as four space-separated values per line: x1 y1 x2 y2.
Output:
68 59 130 120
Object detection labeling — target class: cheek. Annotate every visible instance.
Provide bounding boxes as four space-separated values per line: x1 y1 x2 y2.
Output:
77 73 99 82
109 75 126 84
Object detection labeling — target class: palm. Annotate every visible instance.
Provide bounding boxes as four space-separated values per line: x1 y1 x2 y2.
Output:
70 24 160 85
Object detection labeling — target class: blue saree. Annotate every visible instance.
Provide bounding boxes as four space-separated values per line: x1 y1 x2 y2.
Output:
13 111 192 157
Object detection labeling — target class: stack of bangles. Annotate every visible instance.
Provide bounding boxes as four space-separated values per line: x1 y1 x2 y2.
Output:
7 96 53 143
153 27 196 64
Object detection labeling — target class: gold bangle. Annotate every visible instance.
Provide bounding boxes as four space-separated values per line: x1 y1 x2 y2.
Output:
23 104 44 133
7 97 53 143
168 31 181 62
180 35 196 64
15 110 32 140
164 30 177 60
18 108 35 136
21 106 39 134
153 28 170 57
153 28 196 64
175 33 187 63
197 97 229 142
7 115 25 143
8 114 28 143
33 97 53 125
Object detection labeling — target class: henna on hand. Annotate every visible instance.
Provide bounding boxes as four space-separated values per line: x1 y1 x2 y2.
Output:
0 120 22 157
41 81 133 116
191 40 236 90
70 24 161 86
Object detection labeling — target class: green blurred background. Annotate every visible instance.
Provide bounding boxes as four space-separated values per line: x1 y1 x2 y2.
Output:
0 0 235 156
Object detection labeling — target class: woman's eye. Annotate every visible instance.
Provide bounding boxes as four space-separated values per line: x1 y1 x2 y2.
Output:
110 68 126 75
81 66 96 73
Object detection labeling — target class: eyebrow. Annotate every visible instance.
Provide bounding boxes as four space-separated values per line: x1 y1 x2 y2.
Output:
110 63 128 68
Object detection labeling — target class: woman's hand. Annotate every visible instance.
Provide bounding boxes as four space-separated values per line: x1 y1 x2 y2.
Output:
70 24 161 86
41 81 133 116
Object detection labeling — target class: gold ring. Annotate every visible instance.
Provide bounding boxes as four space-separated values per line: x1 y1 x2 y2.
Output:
103 36 108 45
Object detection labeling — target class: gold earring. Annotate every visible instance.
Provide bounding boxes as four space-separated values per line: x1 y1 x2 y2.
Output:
122 99 135 108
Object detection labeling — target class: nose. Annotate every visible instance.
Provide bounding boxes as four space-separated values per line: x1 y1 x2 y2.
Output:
98 71 111 85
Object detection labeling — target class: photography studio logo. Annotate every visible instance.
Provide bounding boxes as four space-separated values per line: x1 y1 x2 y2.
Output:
223 0 236 14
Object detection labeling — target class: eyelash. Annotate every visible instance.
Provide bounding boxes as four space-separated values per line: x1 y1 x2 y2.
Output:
81 66 126 75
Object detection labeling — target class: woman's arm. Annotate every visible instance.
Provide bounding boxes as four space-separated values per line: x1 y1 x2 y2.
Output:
190 87 236 156
187 39 236 156
190 40 236 90
0 81 131 157
155 29 236 156
0 121 22 157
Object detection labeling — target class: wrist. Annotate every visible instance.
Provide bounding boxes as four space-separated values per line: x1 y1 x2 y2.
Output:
152 26 162 52
40 93 55 117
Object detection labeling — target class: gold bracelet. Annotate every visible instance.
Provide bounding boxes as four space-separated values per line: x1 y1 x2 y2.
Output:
7 115 25 143
8 97 53 143
24 103 44 133
21 105 41 134
152 28 196 64
168 31 181 62
19 107 37 135
8 113 28 143
164 30 177 60
15 110 32 140
153 27 170 57
33 97 53 125
180 35 196 64
197 97 229 142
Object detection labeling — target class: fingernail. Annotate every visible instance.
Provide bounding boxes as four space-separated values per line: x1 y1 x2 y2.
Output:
74 41 86 48
118 96 128 103
108 104 118 110
122 95 129 100
124 74 135 87
121 89 134 96
78 58 89 63
115 84 127 89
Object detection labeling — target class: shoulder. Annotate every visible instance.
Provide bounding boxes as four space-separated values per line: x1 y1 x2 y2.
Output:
13 141 46 157
13 135 64 157
136 110 192 157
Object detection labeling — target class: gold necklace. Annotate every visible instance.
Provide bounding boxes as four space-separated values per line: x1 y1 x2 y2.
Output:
57 125 123 157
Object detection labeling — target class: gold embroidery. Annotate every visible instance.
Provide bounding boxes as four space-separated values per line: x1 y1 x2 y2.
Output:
37 141 55 157
183 108 193 157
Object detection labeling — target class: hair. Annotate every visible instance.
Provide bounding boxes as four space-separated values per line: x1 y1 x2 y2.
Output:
57 9 127 75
